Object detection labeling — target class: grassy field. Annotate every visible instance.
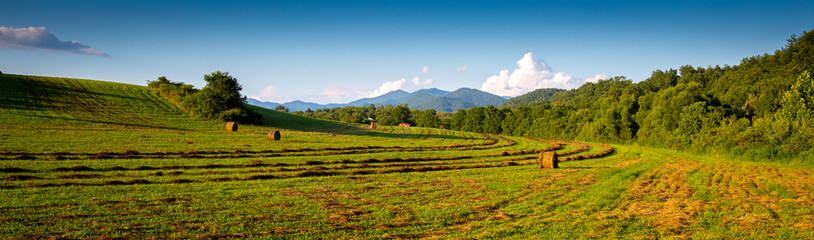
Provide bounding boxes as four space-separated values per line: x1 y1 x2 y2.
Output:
1 74 814 239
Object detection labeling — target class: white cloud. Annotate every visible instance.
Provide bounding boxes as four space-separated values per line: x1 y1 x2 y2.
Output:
369 78 407 97
249 85 291 103
0 26 107 56
422 66 429 73
585 73 609 83
410 76 434 86
480 52 602 96
369 76 435 98
455 65 468 72
303 84 369 103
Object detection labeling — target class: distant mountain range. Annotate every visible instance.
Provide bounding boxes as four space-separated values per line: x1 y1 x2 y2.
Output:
247 87 507 112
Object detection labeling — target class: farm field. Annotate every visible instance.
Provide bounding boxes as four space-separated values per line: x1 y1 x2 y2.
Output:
2 74 814 239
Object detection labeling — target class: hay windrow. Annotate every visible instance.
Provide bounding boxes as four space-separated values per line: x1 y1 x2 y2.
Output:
2 175 42 181
5 136 615 192
0 134 506 160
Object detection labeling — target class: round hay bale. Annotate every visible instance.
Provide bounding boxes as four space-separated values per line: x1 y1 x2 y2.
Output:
267 130 281 141
329 133 336 136
225 122 238 132
539 151 558 169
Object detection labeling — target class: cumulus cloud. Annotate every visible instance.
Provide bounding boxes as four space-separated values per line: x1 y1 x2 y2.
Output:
413 77 433 87
410 77 433 86
0 26 107 56
480 52 604 96
585 73 609 83
422 66 429 73
455 65 468 72
369 78 407 97
369 76 434 97
250 85 291 103
302 84 370 103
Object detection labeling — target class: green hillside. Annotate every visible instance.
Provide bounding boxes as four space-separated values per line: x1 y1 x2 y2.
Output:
499 88 565 107
458 30 814 161
412 88 507 112
0 74 194 129
0 74 417 153
2 74 814 239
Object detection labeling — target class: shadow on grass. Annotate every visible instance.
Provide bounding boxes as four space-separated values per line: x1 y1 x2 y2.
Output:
245 104 473 140
20 114 187 131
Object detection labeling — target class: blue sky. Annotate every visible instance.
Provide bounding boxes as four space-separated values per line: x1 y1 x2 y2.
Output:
2 0 813 104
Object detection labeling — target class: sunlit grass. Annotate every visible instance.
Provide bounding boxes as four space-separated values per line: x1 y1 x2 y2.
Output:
1 74 813 239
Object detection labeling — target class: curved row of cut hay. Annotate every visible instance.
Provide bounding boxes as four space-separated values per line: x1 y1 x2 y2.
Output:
4 149 596 189
3 154 537 185
554 144 591 158
0 136 614 189
3 161 518 189
0 135 554 185
2 140 559 175
0 133 505 161
526 138 592 162
559 144 615 161
533 139 614 162
0 142 604 189
1 144 567 189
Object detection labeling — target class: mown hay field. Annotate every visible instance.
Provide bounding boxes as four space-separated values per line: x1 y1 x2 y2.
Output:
1 74 814 239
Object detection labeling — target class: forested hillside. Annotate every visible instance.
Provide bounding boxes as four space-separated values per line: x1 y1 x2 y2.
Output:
451 30 814 161
499 88 565 107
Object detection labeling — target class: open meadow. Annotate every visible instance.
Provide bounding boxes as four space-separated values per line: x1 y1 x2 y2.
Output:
2 74 814 239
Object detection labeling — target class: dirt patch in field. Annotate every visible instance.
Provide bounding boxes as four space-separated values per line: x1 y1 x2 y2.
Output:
618 159 707 235
57 174 103 179
51 166 94 172
296 187 376 230
692 160 814 233
2 175 41 181
54 213 100 220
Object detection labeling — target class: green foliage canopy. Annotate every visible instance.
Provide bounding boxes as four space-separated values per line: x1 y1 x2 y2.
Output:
147 71 260 124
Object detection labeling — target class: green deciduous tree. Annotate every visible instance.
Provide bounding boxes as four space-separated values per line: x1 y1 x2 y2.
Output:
415 109 439 127
450 109 466 130
780 71 814 126
147 71 260 124
389 105 412 125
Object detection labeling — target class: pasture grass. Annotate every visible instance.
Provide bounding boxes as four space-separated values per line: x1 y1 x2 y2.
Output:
1 74 813 239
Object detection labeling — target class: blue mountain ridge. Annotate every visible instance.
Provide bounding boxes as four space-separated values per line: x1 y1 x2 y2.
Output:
247 87 506 112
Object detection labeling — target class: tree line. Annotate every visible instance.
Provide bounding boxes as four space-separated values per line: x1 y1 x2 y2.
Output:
288 104 445 128
448 30 814 160
300 30 814 161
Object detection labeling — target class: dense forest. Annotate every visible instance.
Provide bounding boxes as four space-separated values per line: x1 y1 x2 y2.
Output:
454 30 814 160
498 88 565 108
290 30 814 160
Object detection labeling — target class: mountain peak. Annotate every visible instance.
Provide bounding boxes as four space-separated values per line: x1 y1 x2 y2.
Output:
248 87 506 112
